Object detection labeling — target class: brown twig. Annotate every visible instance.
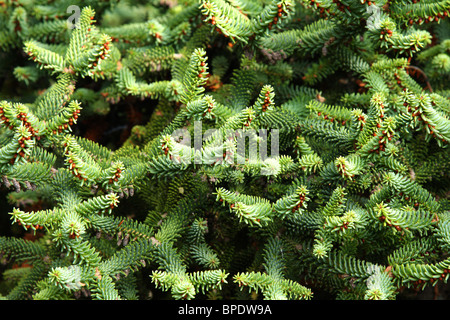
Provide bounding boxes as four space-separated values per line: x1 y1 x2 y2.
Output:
406 65 433 92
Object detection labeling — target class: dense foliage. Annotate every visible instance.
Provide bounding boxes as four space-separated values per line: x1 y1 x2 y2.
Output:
0 0 449 300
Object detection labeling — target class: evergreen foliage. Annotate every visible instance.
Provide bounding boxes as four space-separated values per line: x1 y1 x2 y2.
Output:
0 0 449 301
